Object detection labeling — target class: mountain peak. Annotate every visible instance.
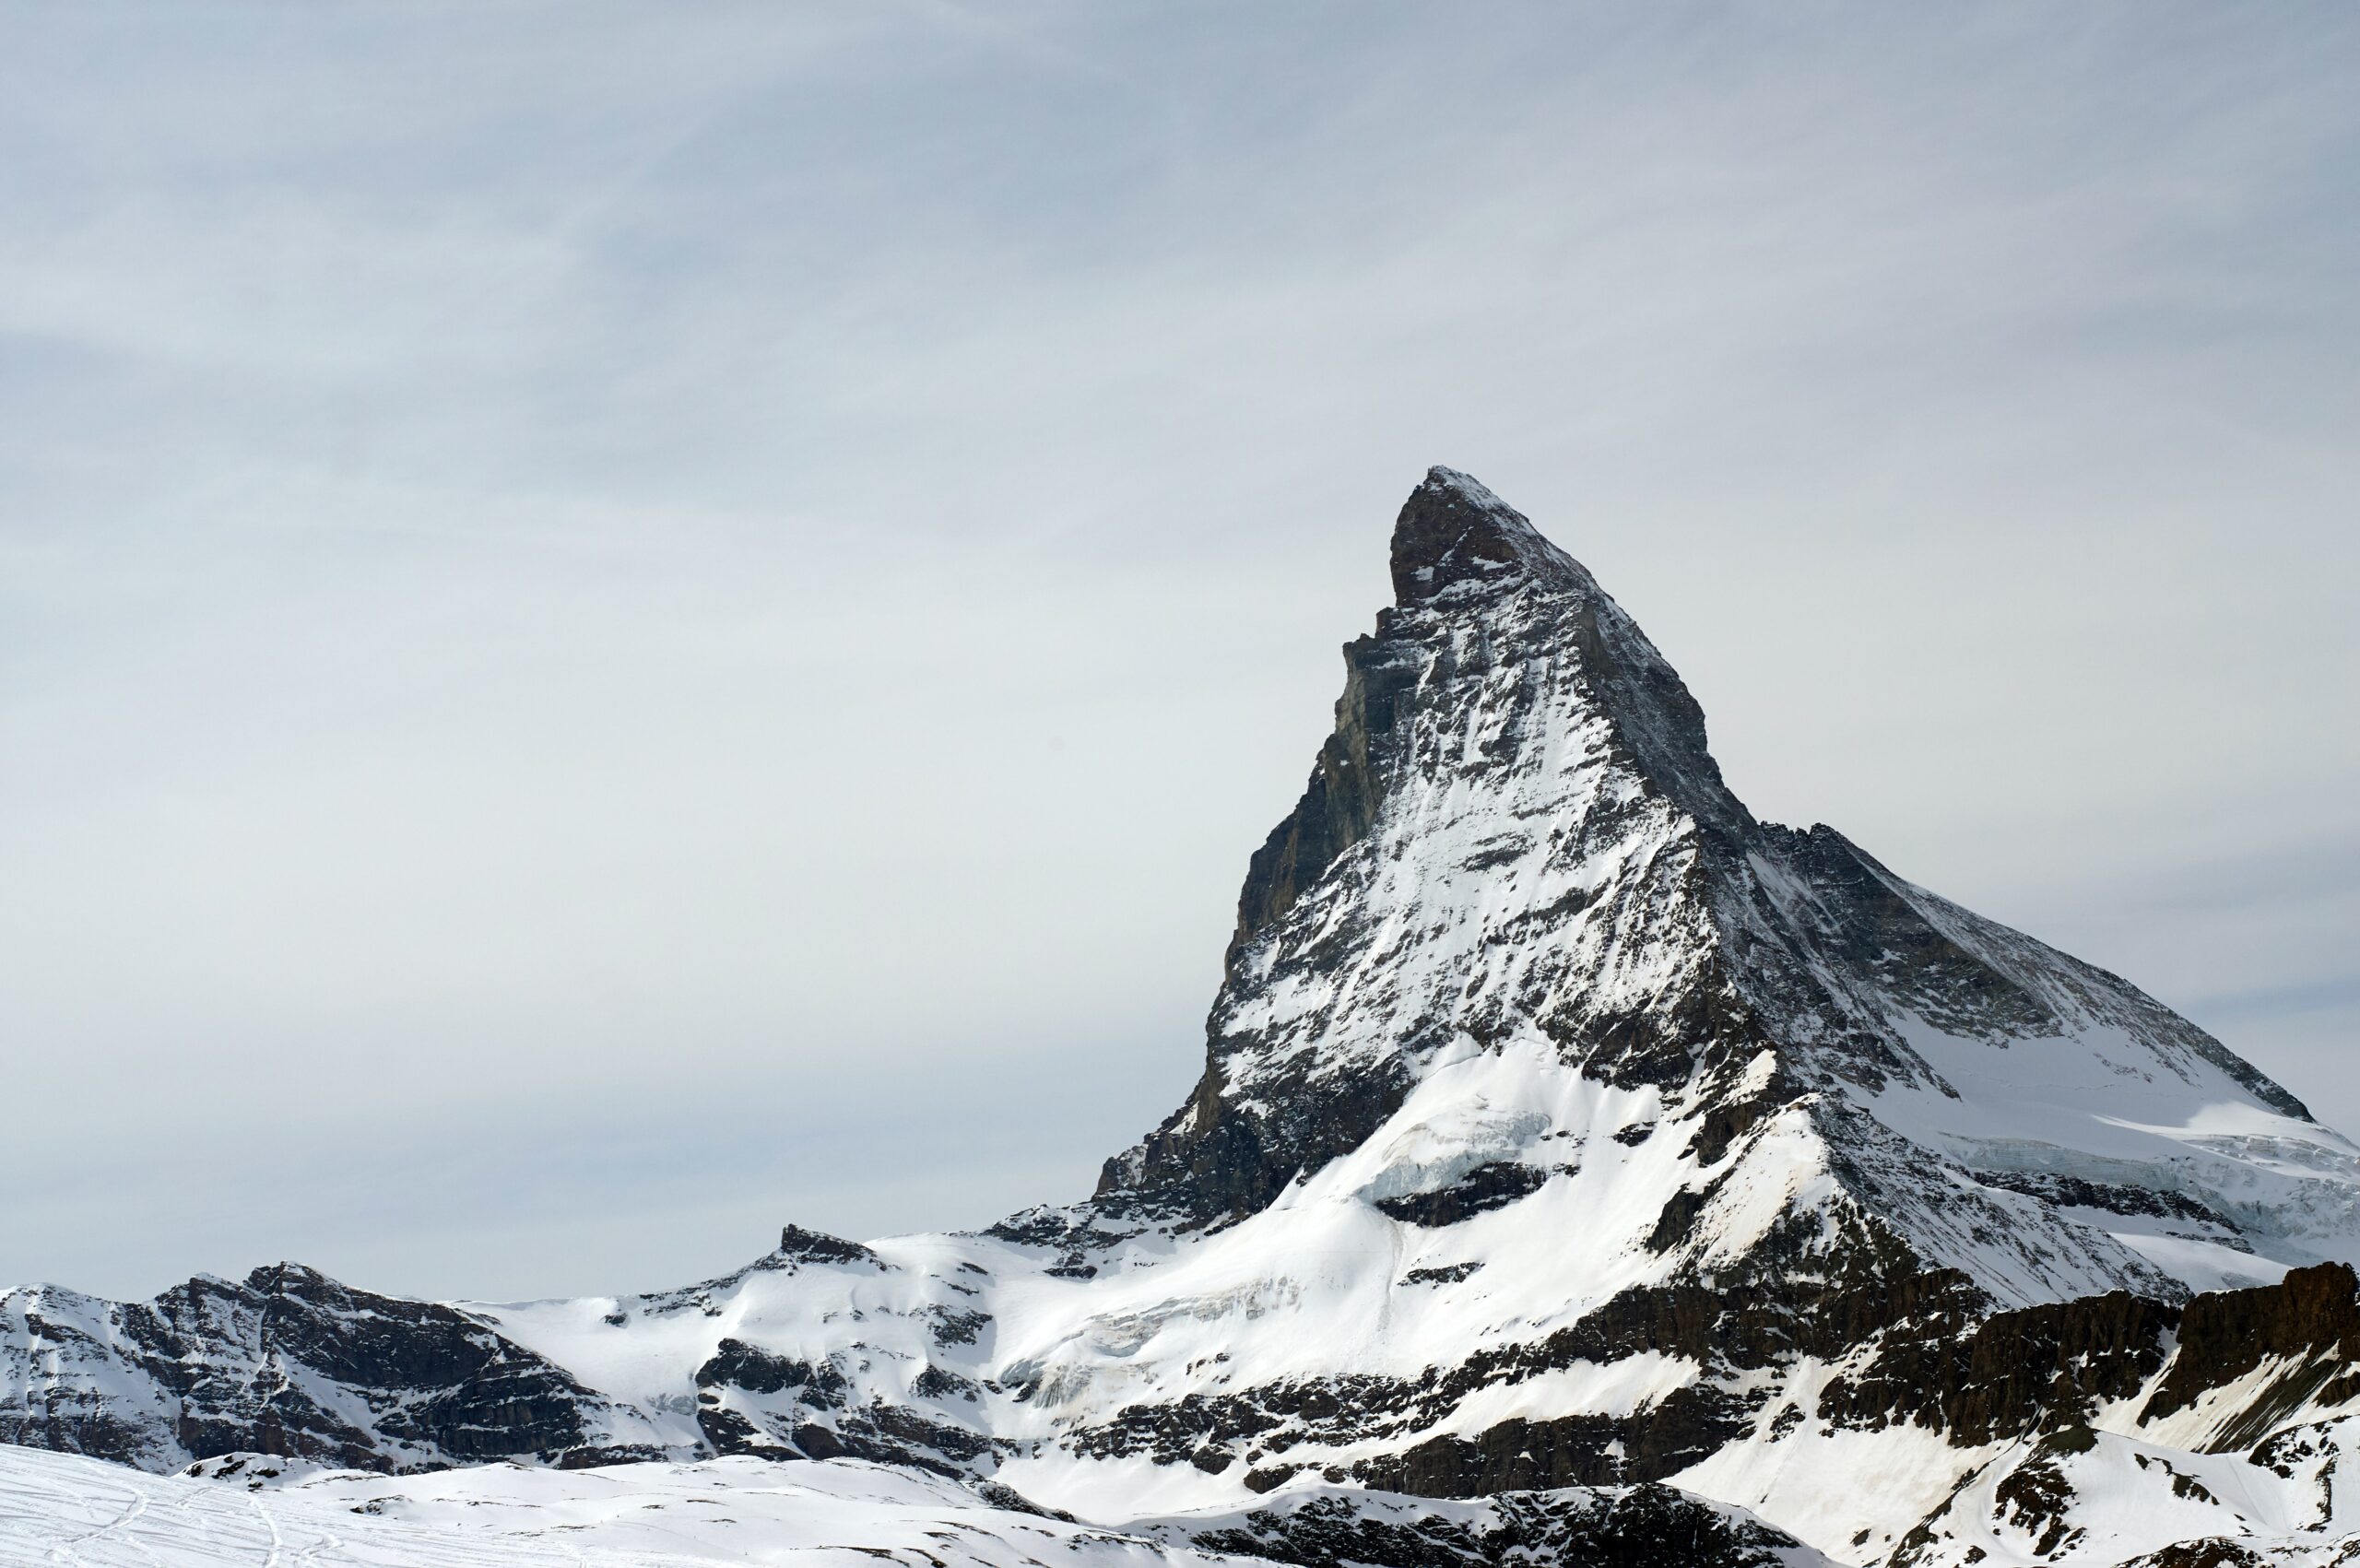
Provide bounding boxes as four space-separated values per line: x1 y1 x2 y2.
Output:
1388 466 1741 838
1096 467 2342 1304
1390 466 1577 605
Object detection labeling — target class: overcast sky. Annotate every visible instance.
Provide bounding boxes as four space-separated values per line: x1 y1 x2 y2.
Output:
4 3 2355 1303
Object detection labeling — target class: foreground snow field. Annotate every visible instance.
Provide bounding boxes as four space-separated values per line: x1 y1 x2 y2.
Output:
0 1445 1835 1568
0 1446 1246 1568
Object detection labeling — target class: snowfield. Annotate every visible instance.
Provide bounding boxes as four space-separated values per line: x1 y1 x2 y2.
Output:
0 1445 1256 1567
0 1445 1839 1568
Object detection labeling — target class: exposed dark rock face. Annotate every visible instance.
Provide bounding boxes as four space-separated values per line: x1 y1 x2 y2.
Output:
1164 1485 1831 1568
695 1338 836 1398
689 1333 991 1474
0 1266 603 1472
775 1224 884 1267
1098 1055 1417 1232
0 1222 962 1479
1354 1398 1750 1496
2140 1263 2360 1450
2115 1544 2277 1568
1969 1170 2234 1226
1821 1288 2180 1444
1229 631 1419 958
1372 1162 1554 1227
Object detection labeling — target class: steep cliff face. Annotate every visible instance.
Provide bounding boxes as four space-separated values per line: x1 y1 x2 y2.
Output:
1100 469 1753 1232
6 469 2359 1568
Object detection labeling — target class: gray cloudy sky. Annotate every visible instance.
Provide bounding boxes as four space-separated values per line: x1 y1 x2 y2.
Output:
4 4 2355 1303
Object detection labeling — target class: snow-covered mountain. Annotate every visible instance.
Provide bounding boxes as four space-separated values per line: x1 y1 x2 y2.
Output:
7 468 2357 1567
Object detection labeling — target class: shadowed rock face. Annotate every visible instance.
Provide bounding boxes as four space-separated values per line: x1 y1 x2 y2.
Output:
0 1265 602 1472
1819 1286 2184 1444
2142 1262 2360 1448
1164 1483 1827 1568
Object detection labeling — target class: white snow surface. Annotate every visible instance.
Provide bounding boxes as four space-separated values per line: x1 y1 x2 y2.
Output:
0 1444 1255 1568
1892 1418 2360 1566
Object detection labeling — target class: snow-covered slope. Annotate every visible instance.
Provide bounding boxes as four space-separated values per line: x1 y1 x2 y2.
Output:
0 1444 1254 1567
0 1444 1829 1568
7 468 2357 1568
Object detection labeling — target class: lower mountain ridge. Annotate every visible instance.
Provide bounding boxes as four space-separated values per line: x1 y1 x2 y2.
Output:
9 469 2358 1568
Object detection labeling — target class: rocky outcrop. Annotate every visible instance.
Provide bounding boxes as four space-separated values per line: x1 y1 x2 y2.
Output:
2140 1263 2360 1450
691 1334 991 1475
0 1265 608 1472
1164 1484 1835 1568
1822 1287 2181 1444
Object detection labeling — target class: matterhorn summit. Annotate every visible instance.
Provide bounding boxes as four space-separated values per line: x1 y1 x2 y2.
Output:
1099 466 2350 1300
9 470 2360 1568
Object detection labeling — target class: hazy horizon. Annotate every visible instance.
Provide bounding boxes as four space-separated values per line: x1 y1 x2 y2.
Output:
5 3 2355 1303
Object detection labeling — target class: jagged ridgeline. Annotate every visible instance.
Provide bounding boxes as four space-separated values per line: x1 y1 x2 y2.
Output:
8 469 2360 1568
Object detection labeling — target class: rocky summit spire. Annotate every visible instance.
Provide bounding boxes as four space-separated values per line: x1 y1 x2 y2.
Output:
1092 466 1757 1227
1388 466 1744 840
1389 466 1578 605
